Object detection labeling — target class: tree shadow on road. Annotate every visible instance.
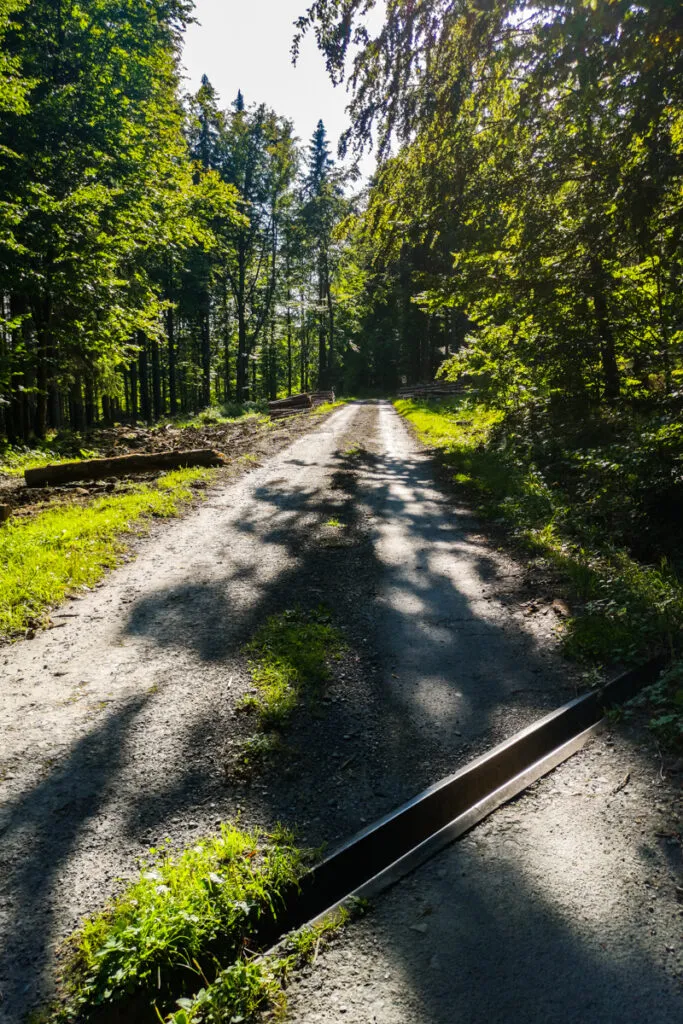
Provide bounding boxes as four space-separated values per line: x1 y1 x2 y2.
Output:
0 697 148 1018
0 401 632 1021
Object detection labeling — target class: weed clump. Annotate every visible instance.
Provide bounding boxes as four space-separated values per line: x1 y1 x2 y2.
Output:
54 824 306 1019
166 903 362 1024
241 608 345 730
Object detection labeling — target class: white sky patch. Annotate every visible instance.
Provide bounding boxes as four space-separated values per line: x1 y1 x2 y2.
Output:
181 0 381 177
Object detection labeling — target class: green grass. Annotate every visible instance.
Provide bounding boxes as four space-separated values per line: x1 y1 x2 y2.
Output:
0 468 212 641
0 443 102 477
47 824 307 1020
395 396 683 747
312 399 351 416
40 824 361 1024
323 517 345 529
342 443 361 459
158 401 269 431
166 903 363 1024
240 608 346 731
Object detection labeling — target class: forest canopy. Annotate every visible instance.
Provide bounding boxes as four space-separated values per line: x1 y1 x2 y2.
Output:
0 0 682 432
0 0 348 439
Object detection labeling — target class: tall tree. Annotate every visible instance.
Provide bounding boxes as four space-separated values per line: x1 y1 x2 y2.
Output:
301 119 345 387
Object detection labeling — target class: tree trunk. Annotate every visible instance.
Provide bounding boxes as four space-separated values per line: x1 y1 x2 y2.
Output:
167 307 177 415
590 261 619 401
34 333 48 439
287 301 292 396
130 360 138 421
70 381 84 432
299 293 306 392
201 300 211 408
236 244 248 400
317 266 327 388
85 378 95 428
223 279 231 402
138 332 151 422
151 337 162 420
326 275 335 385
25 448 227 488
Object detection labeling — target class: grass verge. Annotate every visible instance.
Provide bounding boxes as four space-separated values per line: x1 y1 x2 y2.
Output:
0 444 102 477
40 823 309 1022
0 468 213 641
394 397 683 749
312 399 350 416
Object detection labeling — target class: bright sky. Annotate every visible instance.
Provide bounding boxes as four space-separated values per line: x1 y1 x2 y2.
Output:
181 0 378 175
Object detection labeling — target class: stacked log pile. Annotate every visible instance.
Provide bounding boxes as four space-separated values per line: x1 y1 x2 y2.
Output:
267 391 335 419
267 394 312 420
397 380 466 399
309 390 335 408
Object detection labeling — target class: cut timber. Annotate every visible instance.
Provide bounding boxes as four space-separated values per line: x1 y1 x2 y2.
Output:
0 503 10 524
268 393 313 411
397 381 466 399
269 408 308 420
24 449 226 488
310 390 335 407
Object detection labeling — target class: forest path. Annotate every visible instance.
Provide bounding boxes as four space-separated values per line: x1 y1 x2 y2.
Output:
1 401 580 1020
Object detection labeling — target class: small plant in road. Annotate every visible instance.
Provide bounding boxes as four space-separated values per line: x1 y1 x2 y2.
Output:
241 607 346 730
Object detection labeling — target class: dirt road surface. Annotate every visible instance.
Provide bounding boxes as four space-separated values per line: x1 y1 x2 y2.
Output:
0 401 679 1020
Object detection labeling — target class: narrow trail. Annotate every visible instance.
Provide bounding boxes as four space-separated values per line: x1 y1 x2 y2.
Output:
1 401 675 1020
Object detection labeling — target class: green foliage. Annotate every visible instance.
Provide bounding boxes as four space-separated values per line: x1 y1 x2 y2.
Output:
0 5 347 439
305 2 683 402
44 825 357 1024
165 903 360 1024
0 468 212 640
241 608 346 729
0 443 100 476
55 824 306 1018
166 960 282 1024
311 399 349 415
638 661 683 749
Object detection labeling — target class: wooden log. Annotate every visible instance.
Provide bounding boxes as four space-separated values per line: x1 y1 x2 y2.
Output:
309 390 335 406
268 393 313 411
0 503 10 524
24 449 226 488
269 408 309 420
397 381 464 396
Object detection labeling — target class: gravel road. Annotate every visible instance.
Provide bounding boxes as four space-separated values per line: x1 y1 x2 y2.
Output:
0 400 677 1020
285 731 683 1024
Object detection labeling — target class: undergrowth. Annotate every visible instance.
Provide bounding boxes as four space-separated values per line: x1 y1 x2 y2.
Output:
45 824 308 1022
233 608 346 772
395 396 683 749
0 443 102 477
0 468 212 641
158 401 269 430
